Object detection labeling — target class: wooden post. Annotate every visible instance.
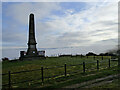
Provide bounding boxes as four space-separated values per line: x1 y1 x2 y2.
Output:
83 62 85 73
41 67 44 83
65 64 66 76
81 54 82 58
94 55 95 60
8 71 11 89
102 56 103 60
97 60 99 71
109 59 110 68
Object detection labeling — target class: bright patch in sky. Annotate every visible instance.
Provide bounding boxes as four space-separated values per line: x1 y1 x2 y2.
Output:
2 2 118 59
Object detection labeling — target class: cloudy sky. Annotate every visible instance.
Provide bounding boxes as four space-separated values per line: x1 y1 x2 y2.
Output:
2 0 118 59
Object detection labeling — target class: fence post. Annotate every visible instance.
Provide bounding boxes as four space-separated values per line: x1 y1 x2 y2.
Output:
8 71 11 89
65 64 67 76
83 62 85 73
41 67 44 83
94 56 95 60
97 60 99 71
109 59 110 68
102 56 103 60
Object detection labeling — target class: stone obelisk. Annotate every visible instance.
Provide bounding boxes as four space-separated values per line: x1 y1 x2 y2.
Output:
26 13 38 56
19 13 45 60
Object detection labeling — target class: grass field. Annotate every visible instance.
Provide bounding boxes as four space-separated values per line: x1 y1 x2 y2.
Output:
2 56 118 88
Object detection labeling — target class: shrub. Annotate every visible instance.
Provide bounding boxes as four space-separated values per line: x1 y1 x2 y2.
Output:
2 57 9 62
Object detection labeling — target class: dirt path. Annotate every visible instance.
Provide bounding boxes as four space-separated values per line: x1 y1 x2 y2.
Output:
63 74 119 88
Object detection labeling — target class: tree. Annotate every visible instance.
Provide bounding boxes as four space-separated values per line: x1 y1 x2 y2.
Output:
2 57 9 61
86 52 97 56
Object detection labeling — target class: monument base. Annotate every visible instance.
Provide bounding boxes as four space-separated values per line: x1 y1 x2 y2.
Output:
19 55 45 61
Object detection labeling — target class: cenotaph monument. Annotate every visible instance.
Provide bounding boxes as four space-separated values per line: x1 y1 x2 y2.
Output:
19 13 45 60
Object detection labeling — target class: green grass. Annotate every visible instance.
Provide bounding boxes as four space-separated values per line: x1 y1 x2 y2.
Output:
41 66 119 88
2 56 111 73
2 56 118 88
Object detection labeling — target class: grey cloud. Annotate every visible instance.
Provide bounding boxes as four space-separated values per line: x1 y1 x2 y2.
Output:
3 33 27 43
2 28 27 47
92 20 117 27
88 26 117 37
92 32 110 36
58 32 87 39
2 2 118 55
4 2 61 25
99 38 118 43
55 32 92 47
36 31 92 48
94 38 118 45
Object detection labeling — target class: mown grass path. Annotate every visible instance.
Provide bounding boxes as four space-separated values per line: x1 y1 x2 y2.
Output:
64 74 119 88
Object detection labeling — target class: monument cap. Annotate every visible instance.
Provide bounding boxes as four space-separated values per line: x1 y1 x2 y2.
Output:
30 13 34 17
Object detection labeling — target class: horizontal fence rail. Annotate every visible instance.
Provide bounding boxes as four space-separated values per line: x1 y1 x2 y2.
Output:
44 65 64 70
2 58 118 88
